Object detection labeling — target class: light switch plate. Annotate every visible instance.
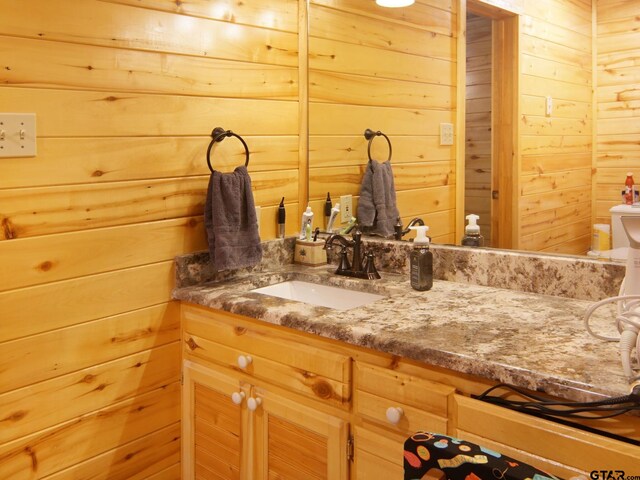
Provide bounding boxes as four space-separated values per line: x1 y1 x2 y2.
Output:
340 195 353 223
439 122 454 145
0 113 37 158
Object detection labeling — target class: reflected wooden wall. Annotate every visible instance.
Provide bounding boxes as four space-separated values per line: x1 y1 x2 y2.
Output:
517 0 593 254
596 0 640 224
307 0 457 243
0 0 299 477
465 13 493 245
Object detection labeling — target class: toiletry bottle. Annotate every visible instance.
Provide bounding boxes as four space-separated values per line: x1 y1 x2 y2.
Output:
625 173 635 205
327 203 340 232
340 216 357 235
409 225 432 291
299 205 314 239
461 214 484 247
324 192 332 229
277 197 286 239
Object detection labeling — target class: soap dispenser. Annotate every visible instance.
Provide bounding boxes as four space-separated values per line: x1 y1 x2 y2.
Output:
409 225 433 291
461 214 484 247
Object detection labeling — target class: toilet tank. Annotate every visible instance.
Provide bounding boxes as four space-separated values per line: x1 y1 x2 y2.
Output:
610 204 640 248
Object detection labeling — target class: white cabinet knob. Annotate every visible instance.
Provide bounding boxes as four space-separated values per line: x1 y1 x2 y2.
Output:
247 396 262 411
237 354 253 369
231 391 245 405
385 406 404 425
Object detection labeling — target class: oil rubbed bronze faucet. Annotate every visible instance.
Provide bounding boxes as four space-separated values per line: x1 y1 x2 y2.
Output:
324 229 381 279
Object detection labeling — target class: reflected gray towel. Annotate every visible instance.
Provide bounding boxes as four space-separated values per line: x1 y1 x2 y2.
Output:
356 160 399 237
204 166 262 271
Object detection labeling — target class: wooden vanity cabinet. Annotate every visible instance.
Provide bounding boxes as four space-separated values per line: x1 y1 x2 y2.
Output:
180 303 640 479
181 304 350 480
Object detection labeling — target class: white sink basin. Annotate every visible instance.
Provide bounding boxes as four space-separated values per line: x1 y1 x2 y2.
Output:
250 280 384 310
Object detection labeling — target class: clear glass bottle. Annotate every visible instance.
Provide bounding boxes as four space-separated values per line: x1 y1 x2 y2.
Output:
409 226 433 291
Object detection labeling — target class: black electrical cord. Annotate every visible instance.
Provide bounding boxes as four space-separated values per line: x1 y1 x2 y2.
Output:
472 383 640 446
473 383 640 420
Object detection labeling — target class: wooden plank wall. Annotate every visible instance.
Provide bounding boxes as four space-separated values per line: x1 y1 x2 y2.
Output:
465 13 493 246
0 0 299 478
517 0 593 254
596 0 640 225
307 0 457 243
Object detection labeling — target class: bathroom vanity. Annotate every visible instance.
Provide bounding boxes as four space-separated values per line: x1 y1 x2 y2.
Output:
173 239 640 479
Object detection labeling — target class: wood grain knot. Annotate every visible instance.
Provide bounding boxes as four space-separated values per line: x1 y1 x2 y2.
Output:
187 218 198 228
38 261 53 271
186 337 198 350
234 327 247 336
2 218 16 239
2 410 26 423
311 380 334 400
25 446 37 471
389 355 401 370
92 169 104 177
79 374 96 384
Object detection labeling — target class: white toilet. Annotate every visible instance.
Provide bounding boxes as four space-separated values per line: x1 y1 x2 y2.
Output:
590 204 640 262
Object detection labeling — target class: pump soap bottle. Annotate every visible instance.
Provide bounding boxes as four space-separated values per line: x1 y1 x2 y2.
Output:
461 214 484 247
409 225 433 291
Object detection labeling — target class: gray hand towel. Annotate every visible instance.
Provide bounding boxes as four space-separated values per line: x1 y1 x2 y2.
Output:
204 165 263 271
356 160 399 237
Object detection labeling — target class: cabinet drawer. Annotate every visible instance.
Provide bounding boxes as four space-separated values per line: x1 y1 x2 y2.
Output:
182 305 351 407
455 394 640 475
355 362 454 433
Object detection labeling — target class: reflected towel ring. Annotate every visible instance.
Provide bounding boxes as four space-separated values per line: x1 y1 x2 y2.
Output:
206 127 250 173
364 128 392 166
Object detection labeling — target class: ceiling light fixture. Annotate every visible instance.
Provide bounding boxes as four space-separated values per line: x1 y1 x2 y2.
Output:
375 0 415 7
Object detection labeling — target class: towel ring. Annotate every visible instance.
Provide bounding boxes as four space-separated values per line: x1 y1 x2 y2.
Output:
364 128 392 166
206 127 250 173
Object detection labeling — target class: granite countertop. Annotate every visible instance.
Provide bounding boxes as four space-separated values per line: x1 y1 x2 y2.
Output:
173 260 629 403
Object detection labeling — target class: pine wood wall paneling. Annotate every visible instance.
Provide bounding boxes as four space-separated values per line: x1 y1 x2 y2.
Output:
595 0 640 225
1 305 181 394
0 383 181 480
1 342 181 443
42 422 181 480
0 0 299 66
0 0 299 476
0 171 299 240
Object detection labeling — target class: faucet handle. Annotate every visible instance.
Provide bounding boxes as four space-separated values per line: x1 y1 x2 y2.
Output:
363 251 381 280
336 246 351 274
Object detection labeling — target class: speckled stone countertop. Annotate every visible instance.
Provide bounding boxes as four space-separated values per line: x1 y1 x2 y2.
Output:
173 246 630 403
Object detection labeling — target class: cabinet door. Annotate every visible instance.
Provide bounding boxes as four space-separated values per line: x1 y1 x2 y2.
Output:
352 425 406 480
183 361 251 480
251 385 350 480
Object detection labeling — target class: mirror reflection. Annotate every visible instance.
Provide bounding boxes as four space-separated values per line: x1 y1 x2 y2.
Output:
307 0 634 260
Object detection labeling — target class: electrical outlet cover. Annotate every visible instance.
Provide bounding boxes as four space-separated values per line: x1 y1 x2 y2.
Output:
340 195 353 223
439 123 454 146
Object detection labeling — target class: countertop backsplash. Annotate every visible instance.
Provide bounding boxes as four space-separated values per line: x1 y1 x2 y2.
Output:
175 237 296 288
176 236 624 301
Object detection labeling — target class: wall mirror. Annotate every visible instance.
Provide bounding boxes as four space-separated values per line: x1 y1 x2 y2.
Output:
306 0 599 258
